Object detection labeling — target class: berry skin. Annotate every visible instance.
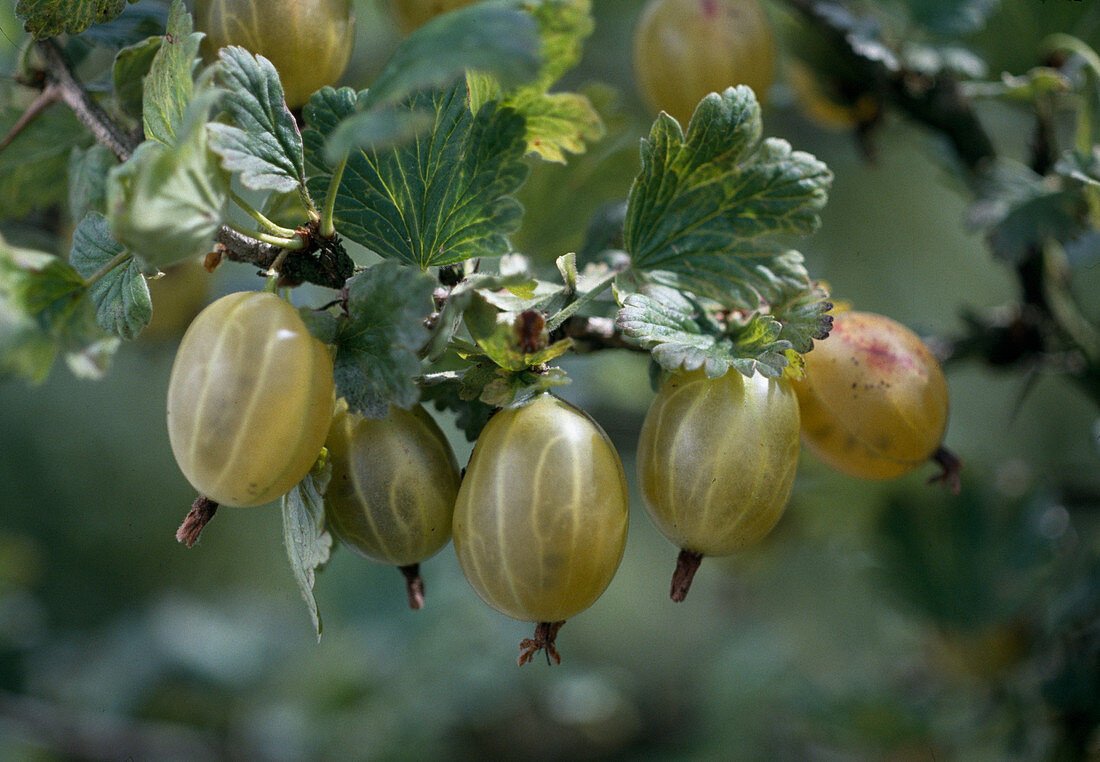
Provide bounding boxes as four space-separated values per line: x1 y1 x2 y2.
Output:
166 291 334 507
794 310 950 480
324 401 460 568
195 0 354 109
452 394 629 627
633 0 776 125
637 369 800 600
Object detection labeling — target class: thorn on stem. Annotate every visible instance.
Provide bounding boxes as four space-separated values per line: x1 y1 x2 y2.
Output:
518 620 565 666
176 496 218 547
399 564 425 610
671 548 704 602
929 446 963 494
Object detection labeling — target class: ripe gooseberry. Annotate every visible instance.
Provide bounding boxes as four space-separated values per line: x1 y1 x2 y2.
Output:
632 0 776 125
793 310 951 481
166 291 335 507
386 0 477 34
194 0 355 109
636 369 800 601
452 394 629 665
324 400 461 609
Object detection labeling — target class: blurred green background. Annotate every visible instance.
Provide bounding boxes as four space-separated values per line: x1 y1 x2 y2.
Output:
2 0 1100 759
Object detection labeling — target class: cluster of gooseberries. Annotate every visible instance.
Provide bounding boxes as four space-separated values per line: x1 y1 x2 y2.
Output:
167 288 953 664
171 0 956 664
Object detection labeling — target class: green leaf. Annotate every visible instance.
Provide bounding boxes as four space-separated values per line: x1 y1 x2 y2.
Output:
0 103 88 221
332 261 435 418
69 212 151 340
466 0 601 163
143 0 202 147
623 87 832 308
616 286 792 379
364 4 541 109
108 83 228 270
112 35 163 119
15 0 134 39
281 461 333 642
508 89 603 164
424 269 537 362
78 1 168 49
304 83 529 269
207 46 307 194
0 235 107 384
68 144 116 222
458 360 570 408
772 281 833 354
322 105 435 163
463 294 572 372
963 67 1073 102
968 159 1087 262
903 0 1001 37
421 377 495 441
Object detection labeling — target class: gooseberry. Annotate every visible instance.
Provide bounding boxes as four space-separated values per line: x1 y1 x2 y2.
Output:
636 369 800 601
793 310 950 480
194 0 354 109
166 291 335 507
452 393 629 665
632 0 776 125
324 400 461 608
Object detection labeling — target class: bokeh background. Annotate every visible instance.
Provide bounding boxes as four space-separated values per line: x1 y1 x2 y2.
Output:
2 0 1100 758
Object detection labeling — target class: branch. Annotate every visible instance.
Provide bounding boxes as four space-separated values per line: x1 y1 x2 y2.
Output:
557 315 641 352
779 0 995 177
27 38 355 291
35 39 139 161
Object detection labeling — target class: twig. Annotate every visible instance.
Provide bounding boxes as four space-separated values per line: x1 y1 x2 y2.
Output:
29 37 354 291
558 315 641 351
35 39 138 161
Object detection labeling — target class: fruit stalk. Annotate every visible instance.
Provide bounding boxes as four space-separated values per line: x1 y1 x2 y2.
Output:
518 621 565 666
670 549 703 603
176 496 219 547
399 564 425 610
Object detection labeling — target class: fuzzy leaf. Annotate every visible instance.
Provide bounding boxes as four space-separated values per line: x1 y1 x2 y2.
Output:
321 106 435 162
69 212 151 340
142 0 202 147
424 270 537 361
0 105 87 221
112 35 163 119
282 462 333 642
0 236 107 384
108 85 228 270
68 144 116 222
332 262 435 418
421 379 495 441
903 0 1001 37
15 0 134 38
304 83 529 269
78 0 168 48
207 46 306 194
968 159 1087 262
772 281 833 354
624 87 832 308
466 0 601 162
616 287 792 379
464 294 573 371
364 4 541 109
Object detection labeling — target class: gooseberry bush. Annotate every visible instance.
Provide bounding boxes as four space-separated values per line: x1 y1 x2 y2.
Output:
3 0 1099 678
